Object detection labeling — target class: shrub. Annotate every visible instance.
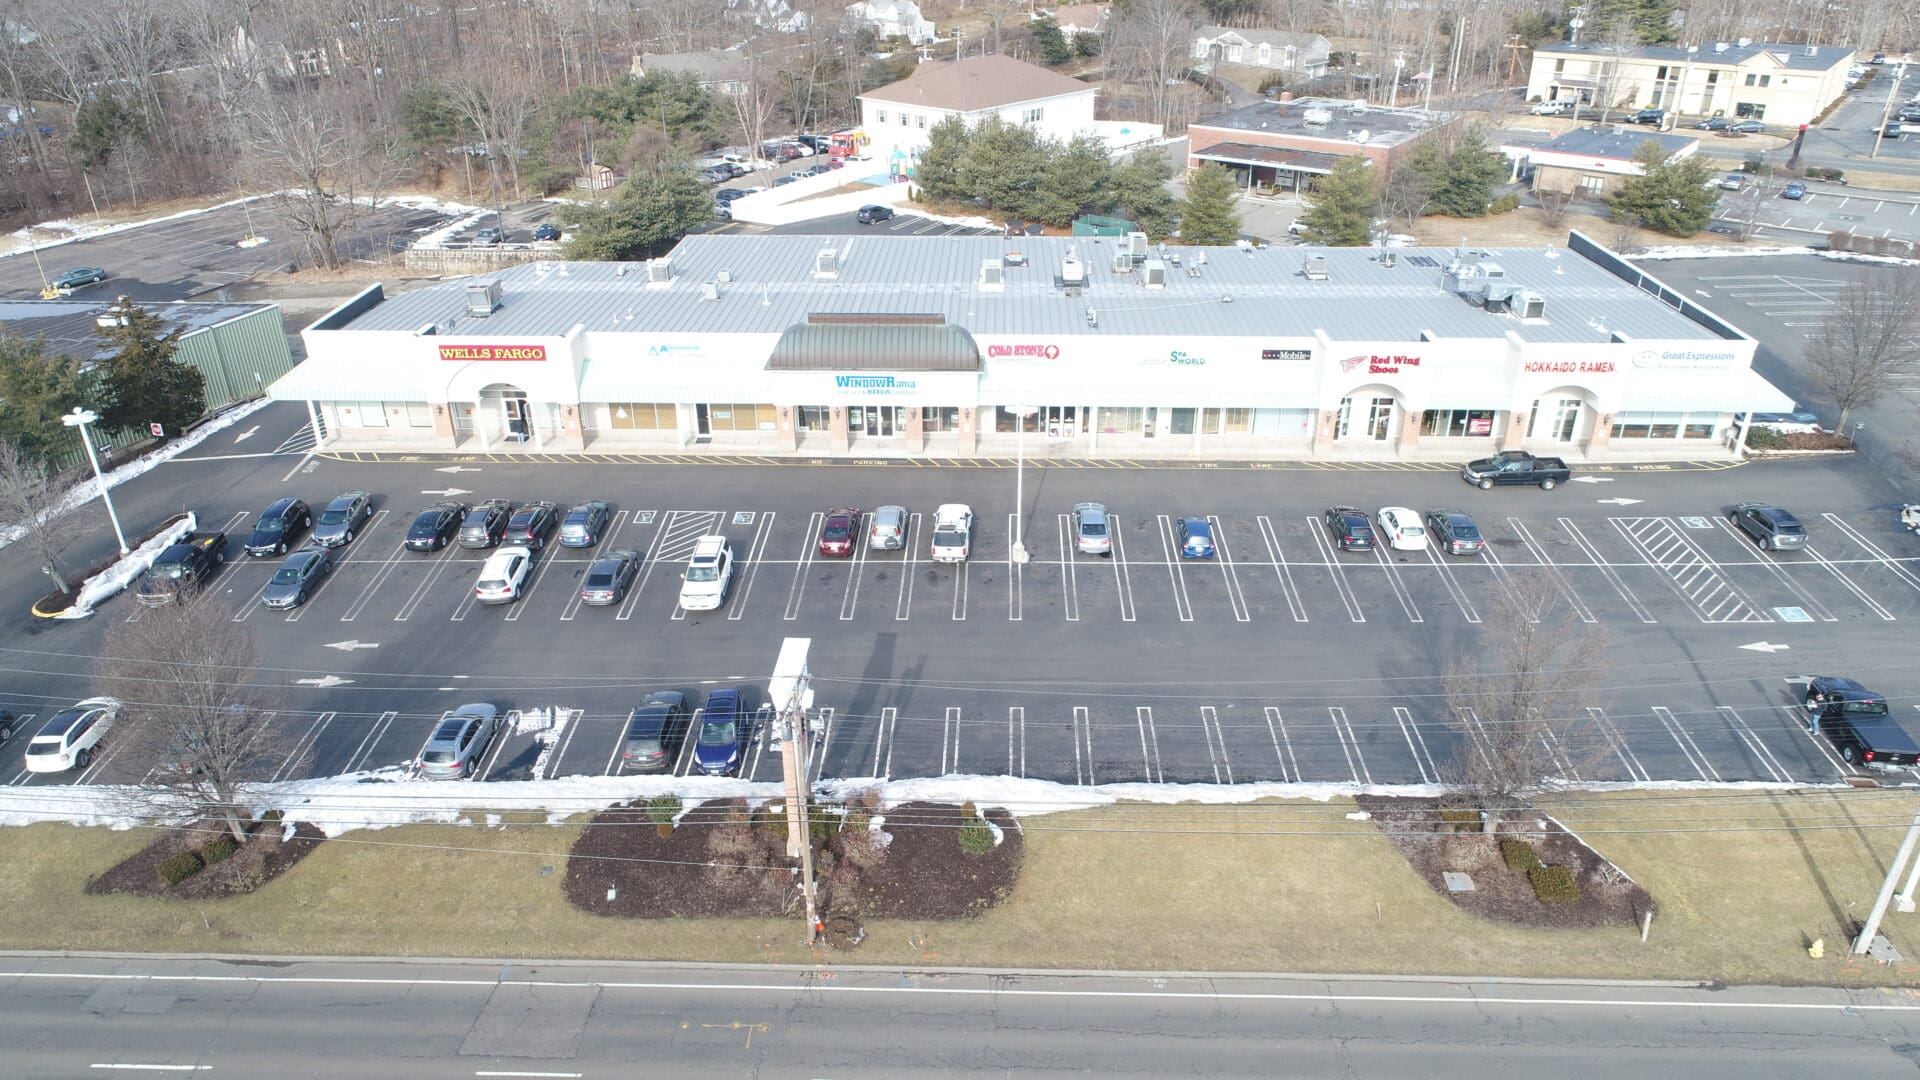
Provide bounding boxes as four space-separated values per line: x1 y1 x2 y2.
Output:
1489 194 1520 215
838 825 888 869
809 802 843 841
157 851 204 886
645 795 680 826
1501 838 1542 873
259 809 285 824
202 835 237 866
1806 166 1845 182
1530 864 1580 903
1743 425 1785 450
958 819 996 855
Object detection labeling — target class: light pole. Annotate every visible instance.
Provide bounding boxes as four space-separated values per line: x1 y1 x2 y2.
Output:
1010 406 1036 564
1391 51 1405 107
64 407 129 555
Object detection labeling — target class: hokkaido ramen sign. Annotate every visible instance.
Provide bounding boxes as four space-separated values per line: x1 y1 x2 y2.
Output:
438 344 546 362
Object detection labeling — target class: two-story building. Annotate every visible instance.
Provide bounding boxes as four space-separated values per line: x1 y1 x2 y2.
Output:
1191 26 1332 79
844 0 937 45
857 54 1105 176
1527 39 1855 127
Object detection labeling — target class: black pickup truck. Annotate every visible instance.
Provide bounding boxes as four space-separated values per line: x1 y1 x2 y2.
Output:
135 532 227 606
1805 675 1920 769
1461 451 1572 491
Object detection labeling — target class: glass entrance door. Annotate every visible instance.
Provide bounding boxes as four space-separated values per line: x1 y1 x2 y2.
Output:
1552 399 1580 442
1044 405 1079 437
1334 397 1353 439
851 405 898 437
1365 397 1393 441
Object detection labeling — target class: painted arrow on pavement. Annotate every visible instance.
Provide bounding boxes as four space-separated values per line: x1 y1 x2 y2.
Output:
433 465 482 473
323 639 380 652
294 675 354 687
1570 476 1615 483
1739 641 1791 653
420 488 473 497
232 425 260 443
1596 497 1644 505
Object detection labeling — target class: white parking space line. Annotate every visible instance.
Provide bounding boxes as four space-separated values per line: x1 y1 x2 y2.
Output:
1707 518 1837 622
1821 513 1920 594
1650 705 1719 781
1057 515 1080 622
1106 513 1138 620
1198 705 1232 783
1559 518 1659 623
1608 516 1763 623
1327 707 1367 784
394 542 464 622
1253 516 1309 622
502 549 563 622
782 511 825 621
1135 707 1164 782
1303 517 1365 622
1009 706 1026 778
602 719 626 777
270 711 334 783
1503 518 1596 623
231 562 279 621
342 711 398 774
838 513 871 621
729 511 778 622
613 510 666 621
1206 515 1252 622
474 716 514 781
1421 546 1481 623
940 707 960 775
955 549 972 621
559 510 630 622
1539 727 1579 782
548 709 586 777
1369 544 1423 623
1717 706 1791 783
1802 544 1896 620
878 707 898 780
1586 707 1649 782
810 707 835 783
1073 706 1094 785
1392 707 1440 784
672 710 703 778
1456 707 1495 776
339 519 405 621
1264 707 1299 781
894 512 920 622
1005 513 1021 621
1477 543 1536 622
1154 515 1196 621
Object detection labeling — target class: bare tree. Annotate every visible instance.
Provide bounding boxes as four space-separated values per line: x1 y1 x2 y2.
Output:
445 59 541 203
0 440 101 594
1731 171 1786 243
1536 188 1575 229
99 599 297 844
1806 269 1920 434
238 85 405 270
1443 574 1613 828
1107 0 1198 129
727 35 788 181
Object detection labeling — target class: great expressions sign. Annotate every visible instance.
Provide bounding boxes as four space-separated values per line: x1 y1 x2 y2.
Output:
438 344 546 362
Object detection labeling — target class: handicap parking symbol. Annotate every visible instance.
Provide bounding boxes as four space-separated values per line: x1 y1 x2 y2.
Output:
636 511 657 524
1679 516 1712 530
1774 607 1813 623
733 511 755 525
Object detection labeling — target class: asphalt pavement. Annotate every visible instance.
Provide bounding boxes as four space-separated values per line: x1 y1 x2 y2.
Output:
4 955 1919 1078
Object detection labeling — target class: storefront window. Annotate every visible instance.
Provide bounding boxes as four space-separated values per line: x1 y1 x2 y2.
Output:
1683 419 1717 439
1099 408 1145 434
921 407 960 432
1200 409 1222 435
1611 411 1715 439
609 403 674 430
702 403 777 432
798 406 832 431
1168 408 1196 436
1419 409 1498 437
995 406 1042 433
1223 408 1254 434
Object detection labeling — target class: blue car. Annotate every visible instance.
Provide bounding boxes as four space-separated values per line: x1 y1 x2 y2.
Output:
1177 516 1216 558
693 689 745 776
1782 182 1807 200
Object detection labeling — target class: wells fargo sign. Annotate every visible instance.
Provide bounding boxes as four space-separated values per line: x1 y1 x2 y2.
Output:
438 344 546 362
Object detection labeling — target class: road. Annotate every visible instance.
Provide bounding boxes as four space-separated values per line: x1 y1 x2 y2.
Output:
4 956 1918 1078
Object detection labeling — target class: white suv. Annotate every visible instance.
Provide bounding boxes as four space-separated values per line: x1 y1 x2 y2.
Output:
24 696 120 772
474 548 531 605
931 504 973 562
679 535 734 611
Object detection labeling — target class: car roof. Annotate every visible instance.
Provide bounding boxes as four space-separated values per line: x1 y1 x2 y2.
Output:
568 500 606 513
286 548 324 566
935 503 972 522
641 690 685 707
431 717 467 739
481 549 525 570
263 497 301 515
1429 508 1472 522
1330 505 1365 519
1380 506 1416 517
327 493 362 508
592 549 639 566
691 535 728 557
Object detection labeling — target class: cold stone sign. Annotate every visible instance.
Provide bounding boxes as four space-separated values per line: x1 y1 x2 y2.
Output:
437 344 547 362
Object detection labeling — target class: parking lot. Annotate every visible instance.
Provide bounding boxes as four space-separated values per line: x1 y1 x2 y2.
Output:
3 401 1917 798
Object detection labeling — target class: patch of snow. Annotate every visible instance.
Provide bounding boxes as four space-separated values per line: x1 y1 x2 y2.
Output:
415 208 494 249
61 512 196 618
1819 251 1920 268
281 820 298 842
4 193 281 260
485 813 503 828
982 817 1005 846
867 814 893 848
1346 811 1372 820
236 235 271 249
1633 243 1816 260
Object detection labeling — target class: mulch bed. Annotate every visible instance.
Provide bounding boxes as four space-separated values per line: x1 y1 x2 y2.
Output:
32 511 190 616
84 817 327 900
1755 432 1855 451
564 799 1022 943
1355 795 1654 931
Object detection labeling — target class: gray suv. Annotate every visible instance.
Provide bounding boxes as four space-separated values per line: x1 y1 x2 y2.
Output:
1731 502 1807 551
417 704 499 780
312 491 373 547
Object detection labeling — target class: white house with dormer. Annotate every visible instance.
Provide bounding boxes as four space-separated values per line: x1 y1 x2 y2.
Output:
845 0 937 45
1191 26 1331 79
859 54 1119 178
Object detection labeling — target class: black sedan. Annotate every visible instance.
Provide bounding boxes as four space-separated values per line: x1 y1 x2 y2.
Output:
261 547 334 610
1424 508 1484 555
405 501 469 552
1323 506 1376 552
580 549 641 606
246 497 312 557
502 501 557 550
458 499 513 548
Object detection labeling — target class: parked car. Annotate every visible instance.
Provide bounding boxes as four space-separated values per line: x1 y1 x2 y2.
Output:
795 165 828 178
1719 173 1747 190
1871 53 1887 64
1748 408 1822 434
931 504 974 562
1697 116 1731 131
712 201 733 221
474 548 531 605
715 188 749 204
580 549 640 606
1804 676 1919 768
1375 506 1427 552
136 532 227 605
312 491 373 547
1529 100 1575 115
533 223 561 241
1071 502 1112 555
416 704 499 780
856 204 894 224
678 536 734 611
1782 181 1807 199
1323 506 1376 552
558 500 610 548
0 709 14 742
1424 508 1484 556
1728 119 1765 133
405 501 468 552
245 497 312 557
473 226 503 246
1629 108 1665 125
1460 451 1569 490
1176 517 1216 558
1730 502 1807 551
772 175 799 186
621 691 690 773
818 507 860 557
261 546 334 609
459 499 513 548
49 266 107 291
23 697 119 772
502 500 557 549
693 689 746 776
868 505 908 551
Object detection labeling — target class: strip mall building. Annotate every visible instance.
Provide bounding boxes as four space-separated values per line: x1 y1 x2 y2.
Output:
273 231 1791 461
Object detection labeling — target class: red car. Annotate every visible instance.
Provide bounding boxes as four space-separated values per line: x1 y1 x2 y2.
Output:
818 507 860 557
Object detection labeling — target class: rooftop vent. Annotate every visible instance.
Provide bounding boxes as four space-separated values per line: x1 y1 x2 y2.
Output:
413 322 438 336
1350 129 1371 143
700 281 721 302
1482 283 1517 312
1804 45 1817 56
1085 306 1097 327
1736 36 1752 46
1060 245 1086 287
813 247 839 278
1126 231 1149 260
646 258 672 285
978 258 1005 291
1713 41 1730 52
465 279 502 317
1382 251 1397 269
1003 250 1028 266
717 269 733 283
1518 290 1546 319
1141 258 1167 288
1302 254 1329 281
616 264 628 276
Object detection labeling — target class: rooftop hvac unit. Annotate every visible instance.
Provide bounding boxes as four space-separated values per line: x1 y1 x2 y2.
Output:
1003 250 1028 266
1141 258 1167 288
1482 284 1516 313
1111 254 1134 274
1061 246 1086 287
1302 254 1329 281
465 279 502 317
814 248 838 277
978 258 1004 290
1518 290 1547 319
1126 231 1149 260
700 281 721 302
646 258 672 285
1479 260 1506 278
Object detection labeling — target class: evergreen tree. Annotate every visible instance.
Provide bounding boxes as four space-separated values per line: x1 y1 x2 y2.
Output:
1110 148 1180 240
1296 157 1379 246
1178 162 1243 245
1032 17 1073 65
1383 138 1445 223
1027 135 1114 226
1590 0 1677 44
92 305 203 439
555 164 713 260
1607 141 1717 237
956 117 1048 215
1427 126 1509 218
0 334 91 464
914 116 970 200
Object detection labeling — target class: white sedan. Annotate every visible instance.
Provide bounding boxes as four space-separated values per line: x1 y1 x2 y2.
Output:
474 548 531 605
1375 506 1428 551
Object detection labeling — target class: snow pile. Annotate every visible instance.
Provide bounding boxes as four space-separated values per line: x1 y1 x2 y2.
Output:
1820 250 1920 268
56 511 196 618
1633 243 1816 260
4 193 278 259
415 208 494 249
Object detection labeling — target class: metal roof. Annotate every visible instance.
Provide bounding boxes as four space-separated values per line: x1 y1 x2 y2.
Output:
1191 141 1345 173
1540 126 1697 160
0 300 275 361
767 319 980 371
330 234 1729 345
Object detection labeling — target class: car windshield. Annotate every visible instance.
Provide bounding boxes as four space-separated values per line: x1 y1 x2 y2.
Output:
1452 526 1479 540
150 562 186 579
934 529 965 546
411 514 440 531
699 721 737 746
509 514 537 530
271 566 305 583
1842 700 1890 717
824 522 851 540
1400 526 1423 538
686 565 719 582
24 738 63 755
256 519 284 534
478 578 506 590
1773 519 1805 534
1080 521 1107 538
319 508 349 525
585 571 614 588
421 749 455 763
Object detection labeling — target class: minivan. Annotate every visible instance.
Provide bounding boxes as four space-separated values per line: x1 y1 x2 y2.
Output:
621 692 690 773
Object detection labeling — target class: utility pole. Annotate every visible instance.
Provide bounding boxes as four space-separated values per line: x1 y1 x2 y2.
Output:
1871 56 1910 159
771 637 822 944
1853 799 1920 955
1506 35 1524 88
